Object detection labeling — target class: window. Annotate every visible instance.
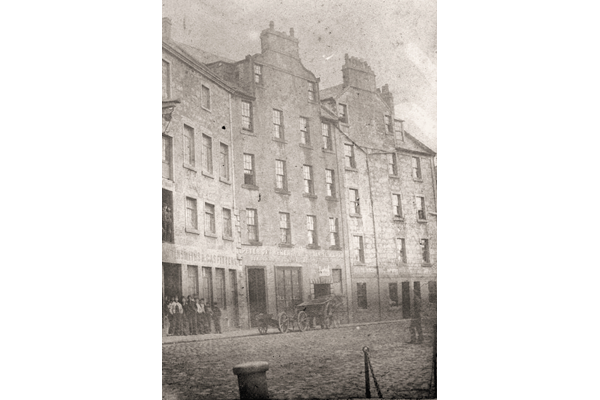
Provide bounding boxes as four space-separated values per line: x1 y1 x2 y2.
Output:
247 208 259 242
162 135 172 179
202 267 213 305
162 59 170 99
214 268 226 309
428 281 437 303
357 282 367 309
254 64 262 84
275 268 302 313
389 283 399 307
204 203 216 234
384 114 393 133
307 215 317 245
243 154 255 186
339 104 348 123
202 134 213 174
397 238 407 263
332 269 343 294
395 119 404 142
420 239 430 263
183 125 195 167
325 169 335 197
273 109 284 139
300 117 310 145
308 81 316 101
201 85 210 110
412 156 422 179
279 212 291 244
275 159 287 190
219 143 229 180
242 100 253 131
354 235 365 263
186 197 198 230
187 265 199 297
392 194 403 218
344 144 356 168
416 196 426 220
328 217 339 248
388 153 397 175
303 165 314 195
223 208 232 237
321 122 332 150
349 188 360 215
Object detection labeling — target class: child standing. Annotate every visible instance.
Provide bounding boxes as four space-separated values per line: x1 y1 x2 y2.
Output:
211 302 222 334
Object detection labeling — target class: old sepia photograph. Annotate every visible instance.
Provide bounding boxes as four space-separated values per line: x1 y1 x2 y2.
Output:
162 1 436 398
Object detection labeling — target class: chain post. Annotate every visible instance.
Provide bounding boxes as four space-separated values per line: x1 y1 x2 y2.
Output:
362 346 371 398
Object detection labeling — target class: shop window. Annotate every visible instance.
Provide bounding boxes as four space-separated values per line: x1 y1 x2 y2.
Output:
389 283 399 307
187 266 199 298
214 268 226 309
276 267 302 313
202 267 213 305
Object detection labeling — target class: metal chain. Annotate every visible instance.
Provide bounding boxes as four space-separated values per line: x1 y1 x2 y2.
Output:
366 352 383 398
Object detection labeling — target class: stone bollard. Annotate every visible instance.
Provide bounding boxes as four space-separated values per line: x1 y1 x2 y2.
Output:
232 361 269 399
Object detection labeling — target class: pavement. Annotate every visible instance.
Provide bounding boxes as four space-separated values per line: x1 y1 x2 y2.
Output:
163 318 436 399
162 318 432 345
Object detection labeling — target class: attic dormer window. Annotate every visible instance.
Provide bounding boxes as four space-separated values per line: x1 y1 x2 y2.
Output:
384 115 393 133
339 104 348 123
254 65 262 84
395 120 404 142
308 82 316 101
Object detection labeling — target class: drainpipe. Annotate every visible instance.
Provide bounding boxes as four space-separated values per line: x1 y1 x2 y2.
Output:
331 122 353 324
365 153 382 321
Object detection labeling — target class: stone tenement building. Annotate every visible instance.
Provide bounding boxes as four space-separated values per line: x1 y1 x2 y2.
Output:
162 18 251 329
162 18 436 330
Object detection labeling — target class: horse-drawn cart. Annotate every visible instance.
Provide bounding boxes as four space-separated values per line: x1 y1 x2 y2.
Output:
255 294 344 334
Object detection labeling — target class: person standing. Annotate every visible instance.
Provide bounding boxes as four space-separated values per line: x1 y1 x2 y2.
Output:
181 297 190 335
407 296 423 344
211 302 222 334
205 301 213 333
172 296 183 336
185 296 197 336
163 296 170 335
196 298 208 334
167 297 176 336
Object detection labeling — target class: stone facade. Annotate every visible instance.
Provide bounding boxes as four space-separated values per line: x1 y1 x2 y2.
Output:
161 18 436 329
322 55 437 324
162 22 249 329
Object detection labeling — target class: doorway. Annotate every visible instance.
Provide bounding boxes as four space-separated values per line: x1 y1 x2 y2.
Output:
247 268 267 327
401 281 411 319
163 263 181 300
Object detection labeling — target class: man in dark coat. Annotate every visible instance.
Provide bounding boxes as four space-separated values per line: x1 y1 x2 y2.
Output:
407 296 423 344
185 296 197 335
212 302 222 334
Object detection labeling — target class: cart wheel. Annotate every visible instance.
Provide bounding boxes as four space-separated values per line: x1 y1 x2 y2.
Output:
278 312 290 333
297 311 309 332
258 323 268 335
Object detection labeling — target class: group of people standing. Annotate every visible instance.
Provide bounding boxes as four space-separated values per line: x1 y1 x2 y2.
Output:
163 295 222 336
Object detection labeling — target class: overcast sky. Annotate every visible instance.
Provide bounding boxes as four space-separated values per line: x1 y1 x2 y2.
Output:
163 0 437 150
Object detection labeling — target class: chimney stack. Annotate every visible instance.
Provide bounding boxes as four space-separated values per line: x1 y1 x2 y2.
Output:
379 84 394 109
342 53 377 92
260 22 300 59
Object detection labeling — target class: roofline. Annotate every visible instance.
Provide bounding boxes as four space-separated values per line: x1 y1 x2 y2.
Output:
163 40 254 99
398 131 436 156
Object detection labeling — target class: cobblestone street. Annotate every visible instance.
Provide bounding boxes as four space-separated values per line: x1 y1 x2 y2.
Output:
163 320 436 399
